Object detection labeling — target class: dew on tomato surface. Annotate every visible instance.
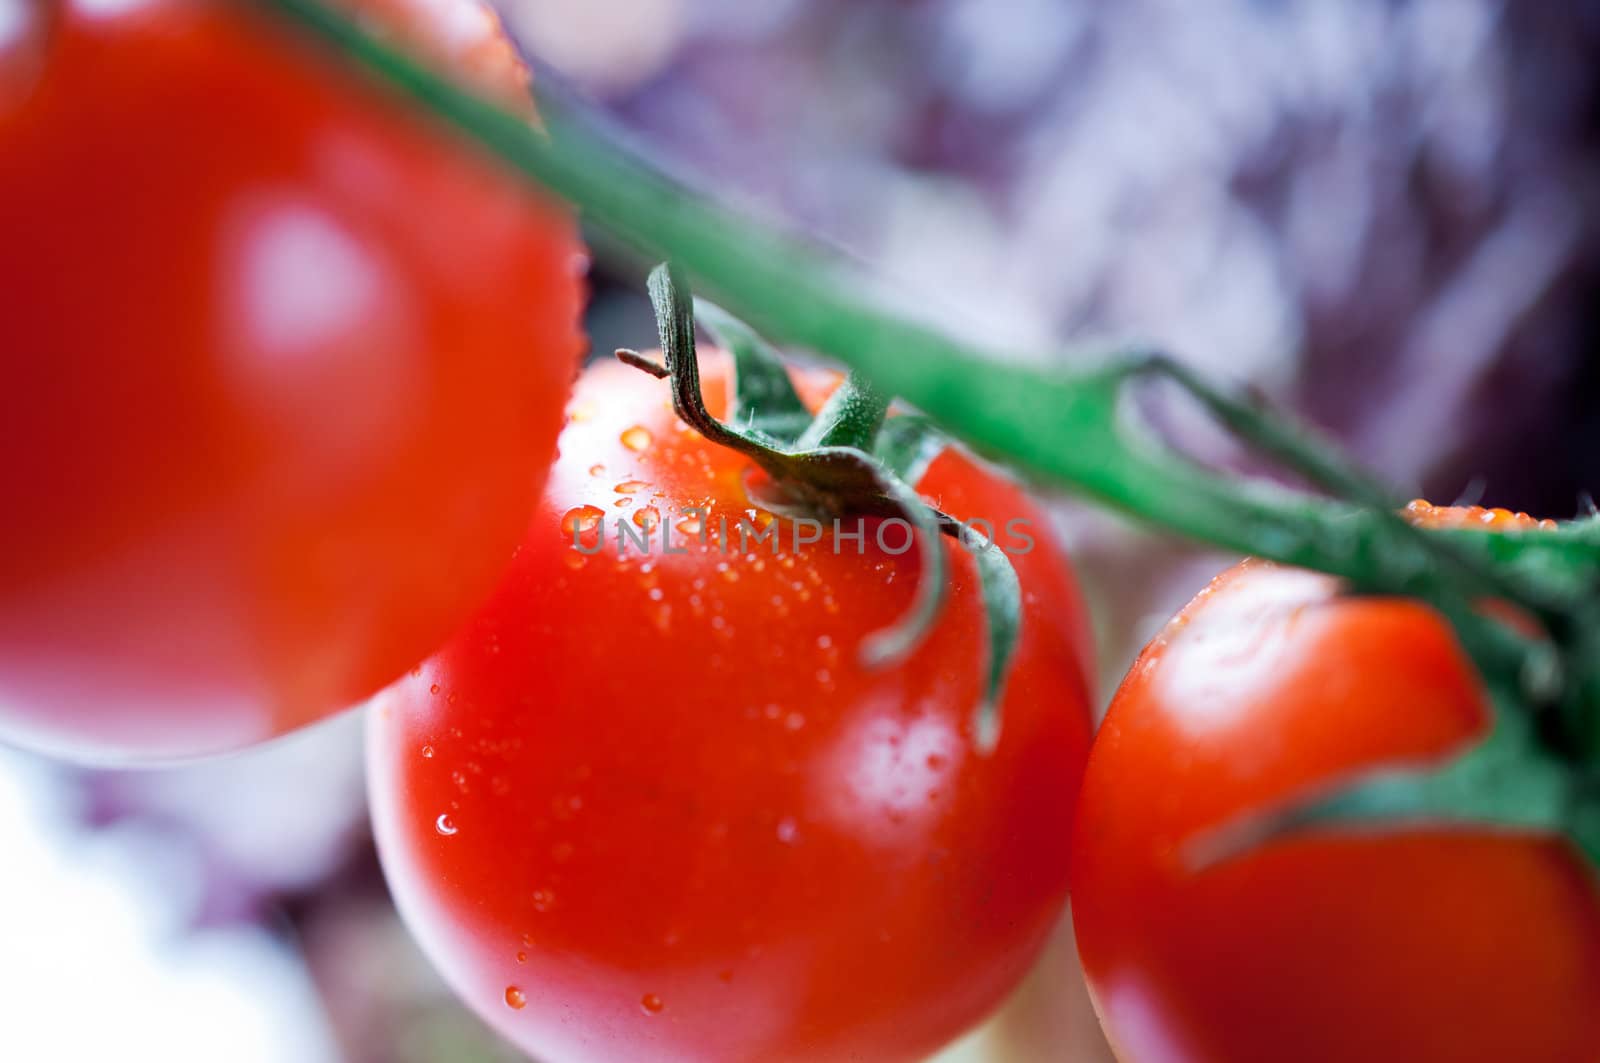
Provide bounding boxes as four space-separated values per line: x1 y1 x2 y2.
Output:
428 683 440 695
435 814 458 836
561 505 606 535
531 888 555 912
621 425 653 451
420 744 434 759
516 951 527 964
776 817 799 844
641 993 665 1015
588 463 606 477
505 986 527 1010
614 479 649 494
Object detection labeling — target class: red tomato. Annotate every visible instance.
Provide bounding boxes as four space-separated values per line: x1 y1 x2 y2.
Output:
0 0 585 760
1071 518 1600 1063
367 357 1096 1063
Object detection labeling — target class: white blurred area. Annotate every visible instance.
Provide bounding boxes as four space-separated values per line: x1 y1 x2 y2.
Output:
0 719 362 1063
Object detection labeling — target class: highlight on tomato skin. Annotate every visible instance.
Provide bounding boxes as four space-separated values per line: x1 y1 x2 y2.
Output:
366 355 1098 1063
0 0 587 762
1069 551 1600 1063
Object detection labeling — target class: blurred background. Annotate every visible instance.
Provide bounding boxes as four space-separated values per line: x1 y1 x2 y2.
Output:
5 0 1597 1059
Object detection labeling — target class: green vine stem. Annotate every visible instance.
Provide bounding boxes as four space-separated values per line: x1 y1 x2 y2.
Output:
255 0 1600 775
255 0 1594 573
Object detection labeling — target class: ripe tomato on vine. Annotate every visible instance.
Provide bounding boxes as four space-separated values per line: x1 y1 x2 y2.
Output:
0 0 584 760
368 353 1097 1063
1071 506 1600 1063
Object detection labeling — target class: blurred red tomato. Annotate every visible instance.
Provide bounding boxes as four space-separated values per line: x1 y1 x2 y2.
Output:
1071 522 1600 1062
0 0 585 761
368 356 1096 1062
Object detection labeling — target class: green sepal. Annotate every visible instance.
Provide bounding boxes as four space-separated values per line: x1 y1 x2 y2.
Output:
875 415 949 487
693 299 812 445
962 531 1022 753
1189 702 1600 870
872 414 1024 752
795 371 890 452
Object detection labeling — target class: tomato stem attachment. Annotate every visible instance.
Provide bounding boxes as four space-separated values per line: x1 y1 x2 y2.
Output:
622 262 1021 752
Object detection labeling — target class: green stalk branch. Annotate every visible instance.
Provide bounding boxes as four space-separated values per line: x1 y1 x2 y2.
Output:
254 0 1588 584
256 0 1598 739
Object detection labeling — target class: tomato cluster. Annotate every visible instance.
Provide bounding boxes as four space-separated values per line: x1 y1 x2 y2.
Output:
8 3 1598 1063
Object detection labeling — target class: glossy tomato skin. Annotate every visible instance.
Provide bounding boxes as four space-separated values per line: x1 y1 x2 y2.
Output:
0 0 584 760
1071 558 1600 1063
368 358 1096 1063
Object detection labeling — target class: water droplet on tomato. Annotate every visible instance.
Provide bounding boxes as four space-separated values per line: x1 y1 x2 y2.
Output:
561 505 605 535
435 815 458 836
633 506 661 532
505 986 527 1010
615 479 650 494
420 745 434 759
428 684 440 696
532 888 555 912
641 993 664 1014
776 817 799 844
621 425 653 451
516 951 527 964
589 463 606 477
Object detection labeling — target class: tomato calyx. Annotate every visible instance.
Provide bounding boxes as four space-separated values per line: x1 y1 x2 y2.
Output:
1181 512 1600 873
1191 699 1600 871
617 262 1022 749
